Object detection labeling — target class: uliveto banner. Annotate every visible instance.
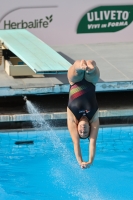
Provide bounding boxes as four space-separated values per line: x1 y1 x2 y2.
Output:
0 0 133 45
77 5 133 33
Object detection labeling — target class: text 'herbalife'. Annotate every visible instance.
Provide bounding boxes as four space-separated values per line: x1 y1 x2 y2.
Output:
4 16 53 29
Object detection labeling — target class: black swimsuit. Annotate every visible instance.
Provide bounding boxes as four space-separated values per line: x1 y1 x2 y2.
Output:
68 79 98 121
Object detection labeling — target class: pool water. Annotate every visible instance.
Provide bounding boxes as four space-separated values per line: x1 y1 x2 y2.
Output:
0 126 133 200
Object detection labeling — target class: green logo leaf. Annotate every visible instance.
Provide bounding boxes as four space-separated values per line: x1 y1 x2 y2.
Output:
46 16 49 20
77 5 133 33
46 15 53 23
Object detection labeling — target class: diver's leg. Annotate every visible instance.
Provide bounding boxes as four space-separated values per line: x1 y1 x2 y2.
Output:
85 60 100 85
67 60 86 85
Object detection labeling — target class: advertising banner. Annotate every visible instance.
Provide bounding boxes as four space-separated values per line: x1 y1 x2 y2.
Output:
0 0 133 45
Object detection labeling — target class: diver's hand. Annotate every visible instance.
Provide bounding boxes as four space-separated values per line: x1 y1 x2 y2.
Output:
80 161 92 169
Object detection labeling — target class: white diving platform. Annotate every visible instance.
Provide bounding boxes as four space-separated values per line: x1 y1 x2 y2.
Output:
0 29 71 76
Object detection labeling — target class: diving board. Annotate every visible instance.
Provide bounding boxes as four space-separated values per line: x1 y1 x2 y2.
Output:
0 29 71 76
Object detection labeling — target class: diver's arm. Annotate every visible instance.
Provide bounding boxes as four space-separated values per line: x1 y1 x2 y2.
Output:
88 118 99 164
73 141 83 165
80 118 99 169
89 138 96 164
67 107 83 165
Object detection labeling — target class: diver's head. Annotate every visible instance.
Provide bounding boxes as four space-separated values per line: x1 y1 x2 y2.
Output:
78 116 90 139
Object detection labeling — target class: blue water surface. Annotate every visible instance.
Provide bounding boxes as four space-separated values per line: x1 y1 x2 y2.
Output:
0 126 133 200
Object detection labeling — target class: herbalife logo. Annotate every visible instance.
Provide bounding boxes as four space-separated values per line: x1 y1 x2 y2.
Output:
77 5 133 33
4 15 53 29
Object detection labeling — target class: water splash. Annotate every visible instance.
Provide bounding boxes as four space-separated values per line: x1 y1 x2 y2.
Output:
26 100 44 128
25 100 75 158
25 99 104 200
23 96 27 101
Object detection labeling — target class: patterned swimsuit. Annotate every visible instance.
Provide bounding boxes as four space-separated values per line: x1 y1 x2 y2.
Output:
68 79 98 121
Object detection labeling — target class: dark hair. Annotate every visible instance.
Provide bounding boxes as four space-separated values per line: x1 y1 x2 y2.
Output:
79 132 90 140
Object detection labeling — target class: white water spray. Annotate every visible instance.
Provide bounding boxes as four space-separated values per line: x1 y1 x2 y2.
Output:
26 100 45 128
25 98 104 200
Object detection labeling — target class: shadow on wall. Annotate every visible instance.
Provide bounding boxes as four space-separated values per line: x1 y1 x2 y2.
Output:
57 52 74 64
